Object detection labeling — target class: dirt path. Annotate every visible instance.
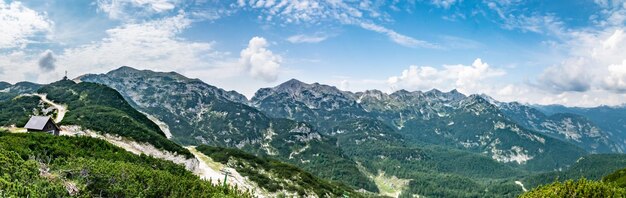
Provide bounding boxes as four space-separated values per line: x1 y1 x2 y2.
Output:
24 94 67 123
186 146 267 196
515 181 528 192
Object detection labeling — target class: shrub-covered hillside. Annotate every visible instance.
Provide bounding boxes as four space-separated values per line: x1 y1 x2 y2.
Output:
0 132 250 197
196 145 360 197
0 80 191 158
0 95 50 127
520 166 626 197
520 179 626 198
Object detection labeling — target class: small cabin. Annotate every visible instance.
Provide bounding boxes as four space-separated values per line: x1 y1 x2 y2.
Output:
24 116 59 136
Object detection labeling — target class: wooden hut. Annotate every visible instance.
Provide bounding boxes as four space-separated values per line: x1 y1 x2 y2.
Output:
24 116 59 136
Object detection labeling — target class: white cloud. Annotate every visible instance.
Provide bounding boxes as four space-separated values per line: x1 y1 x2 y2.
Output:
0 1 53 49
604 59 626 92
339 58 624 107
537 58 593 92
235 0 437 48
240 37 282 82
485 83 626 107
287 34 328 43
0 9 285 97
359 23 440 48
0 51 42 82
537 28 626 93
593 0 626 26
387 58 505 93
58 13 215 74
431 0 460 9
486 2 566 36
96 0 178 20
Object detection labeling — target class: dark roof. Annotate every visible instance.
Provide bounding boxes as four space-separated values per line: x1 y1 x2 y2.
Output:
24 116 54 130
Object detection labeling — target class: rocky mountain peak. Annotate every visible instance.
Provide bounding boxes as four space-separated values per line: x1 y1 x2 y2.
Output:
262 79 349 99
478 93 501 106
425 88 443 95
80 66 249 105
390 89 423 99
107 66 191 82
277 78 307 90
447 89 466 100
109 65 138 73
356 90 388 101
420 88 466 102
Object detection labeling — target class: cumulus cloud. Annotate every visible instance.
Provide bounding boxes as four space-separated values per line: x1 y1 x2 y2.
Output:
537 28 626 93
0 1 53 49
287 34 328 43
387 58 505 93
0 51 36 82
38 50 56 72
604 59 626 92
56 13 224 77
240 37 282 82
537 58 593 92
486 83 626 107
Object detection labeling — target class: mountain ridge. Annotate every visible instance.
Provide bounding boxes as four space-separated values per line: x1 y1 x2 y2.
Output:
73 66 626 197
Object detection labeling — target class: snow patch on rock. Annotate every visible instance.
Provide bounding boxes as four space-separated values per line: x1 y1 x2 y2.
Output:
491 145 533 164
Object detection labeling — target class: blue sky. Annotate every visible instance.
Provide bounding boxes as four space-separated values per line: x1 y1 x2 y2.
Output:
1 0 626 107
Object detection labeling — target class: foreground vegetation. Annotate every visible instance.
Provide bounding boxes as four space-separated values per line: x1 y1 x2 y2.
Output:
0 131 250 197
521 166 626 197
520 179 626 197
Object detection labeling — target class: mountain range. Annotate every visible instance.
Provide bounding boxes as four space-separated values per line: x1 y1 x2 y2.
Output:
3 66 626 197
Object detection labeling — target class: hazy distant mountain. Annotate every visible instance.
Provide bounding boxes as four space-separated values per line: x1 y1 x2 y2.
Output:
496 101 623 153
534 104 626 146
0 81 43 100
